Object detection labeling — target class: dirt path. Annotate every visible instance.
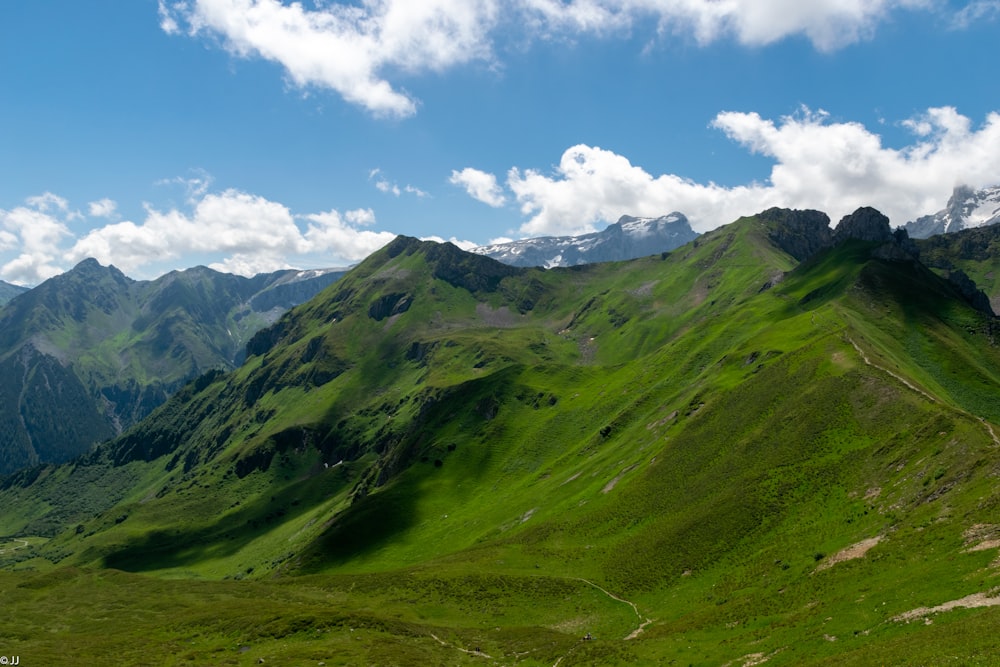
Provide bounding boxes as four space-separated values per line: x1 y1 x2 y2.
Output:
550 578 653 667
0 538 28 555
848 336 1000 447
429 633 493 660
570 577 652 639
847 337 936 403
979 418 1000 447
893 588 1000 622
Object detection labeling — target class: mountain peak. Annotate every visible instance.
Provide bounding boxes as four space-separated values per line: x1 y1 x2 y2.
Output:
833 207 894 243
472 213 698 267
68 257 133 285
755 207 832 261
904 184 1000 238
833 207 920 262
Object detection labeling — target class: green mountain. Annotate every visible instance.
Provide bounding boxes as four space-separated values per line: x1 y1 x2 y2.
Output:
0 260 345 474
3 209 1000 665
0 279 29 305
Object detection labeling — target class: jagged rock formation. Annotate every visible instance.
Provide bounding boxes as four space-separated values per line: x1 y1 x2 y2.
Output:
758 207 832 261
472 213 698 267
905 185 1000 238
834 207 896 244
831 207 920 262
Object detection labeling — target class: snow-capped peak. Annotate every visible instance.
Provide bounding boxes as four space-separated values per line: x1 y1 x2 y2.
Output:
905 185 1000 238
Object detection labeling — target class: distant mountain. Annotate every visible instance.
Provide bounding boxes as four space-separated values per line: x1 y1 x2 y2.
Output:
6 207 1000 663
904 185 1000 238
472 213 699 267
0 280 28 306
0 259 345 474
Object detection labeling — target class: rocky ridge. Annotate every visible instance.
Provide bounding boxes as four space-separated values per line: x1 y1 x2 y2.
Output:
472 213 699 267
905 185 1000 238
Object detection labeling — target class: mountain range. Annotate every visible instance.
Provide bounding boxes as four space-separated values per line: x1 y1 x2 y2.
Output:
904 184 1000 238
472 212 698 267
0 279 28 305
0 260 345 474
3 205 1000 664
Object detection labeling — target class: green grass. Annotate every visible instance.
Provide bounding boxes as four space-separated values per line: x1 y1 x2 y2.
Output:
4 221 1000 663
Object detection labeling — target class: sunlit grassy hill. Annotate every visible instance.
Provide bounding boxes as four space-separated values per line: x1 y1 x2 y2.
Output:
3 209 1000 665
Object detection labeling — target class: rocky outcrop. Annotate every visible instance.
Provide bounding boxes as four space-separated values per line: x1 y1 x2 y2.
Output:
834 207 896 244
945 269 995 316
832 207 920 262
758 207 832 261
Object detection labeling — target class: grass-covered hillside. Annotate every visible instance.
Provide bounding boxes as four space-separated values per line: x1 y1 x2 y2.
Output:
2 209 1000 665
0 260 344 474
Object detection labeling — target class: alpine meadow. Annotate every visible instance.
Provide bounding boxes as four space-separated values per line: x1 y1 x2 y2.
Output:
6 3 1000 664
3 206 1000 665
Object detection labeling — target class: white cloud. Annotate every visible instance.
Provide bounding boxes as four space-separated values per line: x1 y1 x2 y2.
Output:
304 209 397 261
0 184 397 284
155 170 214 202
65 189 398 276
345 208 377 226
376 180 401 196
420 235 478 251
159 0 942 117
0 197 75 284
952 0 1000 28
370 168 427 197
159 0 500 117
88 198 118 219
449 167 507 207
26 192 68 211
505 107 1000 236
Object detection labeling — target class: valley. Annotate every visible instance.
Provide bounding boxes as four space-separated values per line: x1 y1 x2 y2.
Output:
2 209 1000 665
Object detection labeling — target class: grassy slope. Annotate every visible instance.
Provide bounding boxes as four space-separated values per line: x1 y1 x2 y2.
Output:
3 218 1000 665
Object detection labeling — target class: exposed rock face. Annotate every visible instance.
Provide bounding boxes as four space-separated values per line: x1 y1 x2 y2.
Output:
757 207 832 261
831 208 921 262
833 207 896 244
945 269 995 316
905 185 1000 238
472 213 699 267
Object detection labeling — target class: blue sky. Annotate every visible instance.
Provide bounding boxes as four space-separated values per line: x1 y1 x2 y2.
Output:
1 0 999 284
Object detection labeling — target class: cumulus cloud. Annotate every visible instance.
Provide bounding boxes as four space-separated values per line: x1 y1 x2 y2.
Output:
64 189 394 277
449 167 507 207
88 198 118 219
159 0 499 117
502 107 1000 235
0 186 396 284
303 209 396 262
0 194 76 284
159 0 940 117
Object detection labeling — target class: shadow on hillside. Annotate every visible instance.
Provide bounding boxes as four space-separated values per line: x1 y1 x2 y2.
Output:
99 462 411 573
294 478 420 572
